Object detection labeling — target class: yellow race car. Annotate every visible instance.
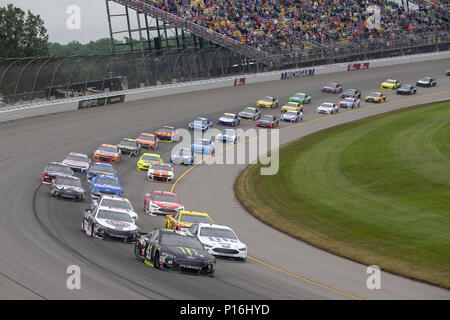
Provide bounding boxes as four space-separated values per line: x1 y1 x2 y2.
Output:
365 92 387 103
380 79 401 90
137 153 163 171
164 210 213 231
281 101 303 112
256 96 279 109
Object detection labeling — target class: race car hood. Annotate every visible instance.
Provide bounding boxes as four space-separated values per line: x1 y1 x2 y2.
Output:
92 183 123 193
97 218 136 231
53 184 84 193
63 160 89 168
189 121 207 128
88 169 115 177
117 144 136 150
317 105 333 111
199 236 244 249
45 170 71 177
164 245 209 258
257 119 271 124
153 200 181 209
417 79 429 84
218 117 234 123
171 154 192 161
281 113 297 119
339 101 352 106
148 169 173 177
95 150 118 157
239 111 253 117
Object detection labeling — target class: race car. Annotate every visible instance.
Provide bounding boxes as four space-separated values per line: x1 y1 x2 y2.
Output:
280 110 302 122
50 175 85 201
87 162 117 180
62 152 90 173
191 138 214 154
289 92 311 104
155 126 180 142
92 194 138 222
416 77 437 87
134 229 216 277
136 133 159 151
396 84 417 95
256 114 279 128
317 102 339 114
82 206 138 243
322 83 343 93
187 223 247 261
341 88 361 99
217 113 240 127
381 79 401 90
93 144 121 164
42 162 74 184
164 210 213 231
137 153 163 171
216 128 239 144
365 92 387 103
238 107 260 120
281 101 303 113
256 96 279 108
117 138 141 156
170 147 195 165
189 117 213 132
90 175 124 198
446 70 450 76
144 190 184 216
147 163 174 183
338 97 360 109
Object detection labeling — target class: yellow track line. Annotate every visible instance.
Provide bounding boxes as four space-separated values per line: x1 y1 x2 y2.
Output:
170 88 450 299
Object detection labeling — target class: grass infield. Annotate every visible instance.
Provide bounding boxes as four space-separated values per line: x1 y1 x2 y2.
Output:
236 101 450 288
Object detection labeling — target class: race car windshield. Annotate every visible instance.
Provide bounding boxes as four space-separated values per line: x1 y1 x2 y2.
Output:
223 129 235 135
160 233 204 250
321 104 333 108
177 148 191 156
221 114 235 119
295 93 306 97
65 154 87 162
344 89 355 94
142 155 160 162
138 135 155 141
95 177 120 186
101 199 133 211
153 193 179 202
199 227 237 240
97 210 133 223
243 107 255 113
180 214 211 224
261 97 272 102
370 92 380 96
99 146 117 153
47 163 72 174
386 80 396 83
285 102 298 107
343 99 354 103
285 111 297 115
157 128 173 133
151 164 172 171
55 177 81 187
194 119 208 124
91 164 114 174
260 115 273 121
327 83 337 87
119 140 136 147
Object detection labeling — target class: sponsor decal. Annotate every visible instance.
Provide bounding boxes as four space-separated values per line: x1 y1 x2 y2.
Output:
78 94 125 109
348 62 370 71
281 68 315 80
234 77 246 86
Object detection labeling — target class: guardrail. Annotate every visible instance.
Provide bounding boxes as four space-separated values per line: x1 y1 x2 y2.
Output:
1 50 449 124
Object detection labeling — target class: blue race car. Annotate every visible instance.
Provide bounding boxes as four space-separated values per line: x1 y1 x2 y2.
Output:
189 117 213 132
170 147 195 165
90 175 124 198
191 138 214 154
87 162 117 180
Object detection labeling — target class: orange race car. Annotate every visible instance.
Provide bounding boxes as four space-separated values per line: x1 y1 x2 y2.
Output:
136 133 159 150
93 144 121 164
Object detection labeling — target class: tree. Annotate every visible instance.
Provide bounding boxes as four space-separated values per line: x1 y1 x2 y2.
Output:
0 4 49 58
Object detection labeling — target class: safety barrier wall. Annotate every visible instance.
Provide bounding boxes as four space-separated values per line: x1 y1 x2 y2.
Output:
1 50 449 124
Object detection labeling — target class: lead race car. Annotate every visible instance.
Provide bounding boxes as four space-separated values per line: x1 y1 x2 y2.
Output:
186 223 247 262
238 107 260 120
82 206 138 242
147 162 174 182
170 147 195 165
92 194 138 222
144 190 184 215
134 229 216 277
155 126 180 142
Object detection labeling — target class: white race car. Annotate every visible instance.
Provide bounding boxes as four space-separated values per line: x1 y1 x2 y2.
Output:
147 162 174 182
92 194 138 222
186 223 247 261
82 206 138 242
62 152 90 173
338 97 360 109
216 128 239 144
317 102 339 114
280 110 303 122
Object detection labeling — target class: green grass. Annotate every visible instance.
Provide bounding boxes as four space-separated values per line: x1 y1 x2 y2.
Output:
236 101 450 288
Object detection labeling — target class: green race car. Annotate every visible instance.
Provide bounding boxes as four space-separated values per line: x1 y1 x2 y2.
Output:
289 92 311 104
117 138 141 157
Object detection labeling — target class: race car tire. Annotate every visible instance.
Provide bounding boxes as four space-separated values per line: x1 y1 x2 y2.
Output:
81 218 85 231
90 224 94 238
154 252 160 269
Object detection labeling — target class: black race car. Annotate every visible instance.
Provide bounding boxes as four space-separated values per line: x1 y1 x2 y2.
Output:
41 162 74 184
341 88 361 99
50 175 85 201
416 77 437 87
396 85 417 95
134 229 216 277
117 138 141 157
322 82 343 93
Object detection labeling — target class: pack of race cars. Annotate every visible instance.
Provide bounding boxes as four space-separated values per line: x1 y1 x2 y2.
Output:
39 73 441 278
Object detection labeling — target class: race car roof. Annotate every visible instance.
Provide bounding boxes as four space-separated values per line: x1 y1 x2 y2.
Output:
69 152 88 157
197 222 231 230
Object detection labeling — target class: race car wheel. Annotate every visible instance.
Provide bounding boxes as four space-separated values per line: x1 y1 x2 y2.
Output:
90 224 95 238
154 252 160 269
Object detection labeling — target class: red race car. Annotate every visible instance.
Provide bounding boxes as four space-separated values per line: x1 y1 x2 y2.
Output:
144 190 184 216
256 114 279 128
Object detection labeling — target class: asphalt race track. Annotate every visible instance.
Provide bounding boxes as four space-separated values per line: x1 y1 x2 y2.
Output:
0 59 449 300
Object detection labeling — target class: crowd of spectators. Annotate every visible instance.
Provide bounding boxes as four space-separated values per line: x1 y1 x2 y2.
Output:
141 0 448 56
411 0 449 22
